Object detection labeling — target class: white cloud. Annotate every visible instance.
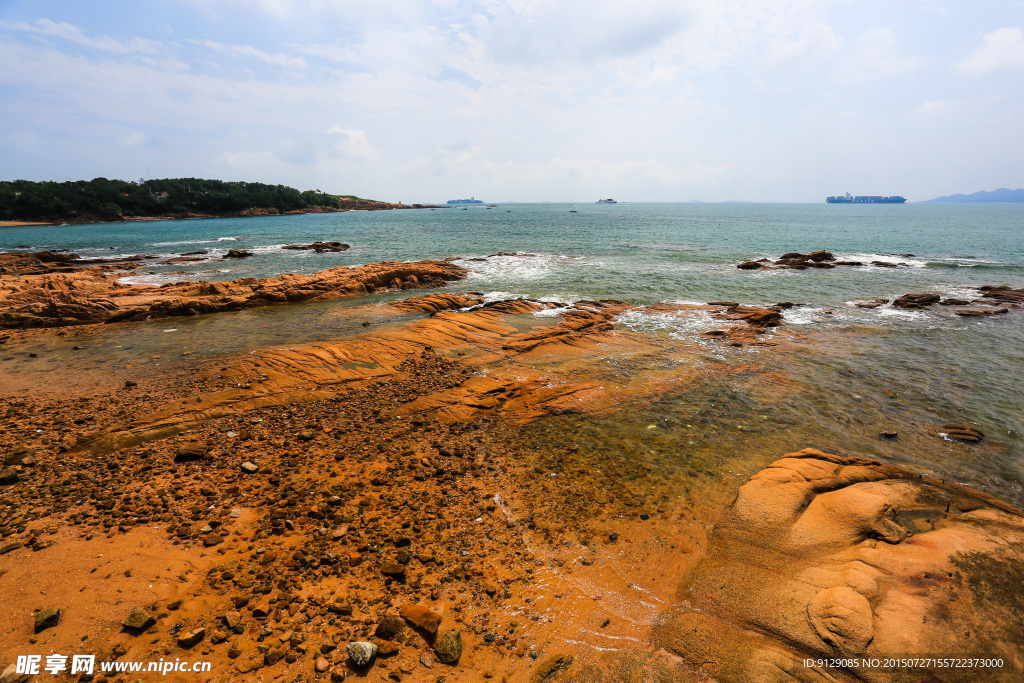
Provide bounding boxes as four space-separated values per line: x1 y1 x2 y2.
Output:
1 18 163 53
200 40 308 69
842 28 925 81
956 27 1024 75
481 0 692 64
116 132 147 146
326 128 376 159
762 20 841 68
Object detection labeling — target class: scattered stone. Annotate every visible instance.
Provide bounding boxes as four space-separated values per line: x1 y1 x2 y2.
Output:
34 608 61 633
399 604 442 635
236 657 262 673
419 653 433 669
434 629 462 664
174 444 207 462
879 431 898 440
380 562 405 577
531 654 574 682
240 461 259 474
347 641 379 668
0 468 18 486
177 627 205 648
315 657 330 673
3 447 34 467
121 606 155 632
375 615 405 640
0 542 22 555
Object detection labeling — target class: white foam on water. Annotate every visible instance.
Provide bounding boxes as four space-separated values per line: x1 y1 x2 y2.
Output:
151 236 240 246
480 291 520 303
782 306 856 326
532 305 575 318
615 308 721 339
873 304 932 320
117 273 188 286
455 252 586 283
837 252 928 268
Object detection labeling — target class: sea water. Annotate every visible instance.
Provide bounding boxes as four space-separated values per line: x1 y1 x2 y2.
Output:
2 203 1022 502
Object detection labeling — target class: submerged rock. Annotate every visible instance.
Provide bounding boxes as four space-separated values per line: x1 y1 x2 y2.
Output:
282 241 350 252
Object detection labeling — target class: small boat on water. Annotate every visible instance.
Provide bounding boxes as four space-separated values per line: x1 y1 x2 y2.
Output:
596 198 617 204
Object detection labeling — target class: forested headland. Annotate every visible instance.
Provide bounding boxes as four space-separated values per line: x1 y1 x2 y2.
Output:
0 177 407 223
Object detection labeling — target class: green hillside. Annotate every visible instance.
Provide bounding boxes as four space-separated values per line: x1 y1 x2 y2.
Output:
0 177 376 222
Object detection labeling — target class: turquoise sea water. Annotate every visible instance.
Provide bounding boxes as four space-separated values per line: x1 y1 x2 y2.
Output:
3 203 1023 501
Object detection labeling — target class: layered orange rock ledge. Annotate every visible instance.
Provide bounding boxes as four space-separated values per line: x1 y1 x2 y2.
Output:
0 258 467 328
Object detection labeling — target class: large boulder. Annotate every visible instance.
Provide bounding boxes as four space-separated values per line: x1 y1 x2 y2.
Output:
652 449 1024 681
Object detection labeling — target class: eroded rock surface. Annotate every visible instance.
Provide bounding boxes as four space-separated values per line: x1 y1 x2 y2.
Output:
0 260 468 328
653 448 1024 682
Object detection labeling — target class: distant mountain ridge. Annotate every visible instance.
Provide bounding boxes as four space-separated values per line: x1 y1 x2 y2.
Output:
919 188 1024 204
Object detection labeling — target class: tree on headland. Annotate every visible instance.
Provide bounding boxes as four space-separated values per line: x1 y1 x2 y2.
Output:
0 177 378 222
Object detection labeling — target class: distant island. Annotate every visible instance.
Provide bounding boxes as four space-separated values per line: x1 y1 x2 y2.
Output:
919 188 1024 204
0 177 436 224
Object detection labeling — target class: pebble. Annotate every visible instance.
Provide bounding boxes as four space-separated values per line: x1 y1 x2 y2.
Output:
177 627 205 648
347 641 378 668
375 615 405 640
34 608 61 633
121 606 155 632
398 604 442 635
240 461 259 474
434 629 462 664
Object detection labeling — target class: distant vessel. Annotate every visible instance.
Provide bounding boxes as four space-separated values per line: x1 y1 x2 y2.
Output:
827 192 906 204
447 197 483 205
597 198 617 204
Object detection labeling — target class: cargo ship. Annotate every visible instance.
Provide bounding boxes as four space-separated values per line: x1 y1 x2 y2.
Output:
596 198 618 204
447 197 483 205
826 192 906 204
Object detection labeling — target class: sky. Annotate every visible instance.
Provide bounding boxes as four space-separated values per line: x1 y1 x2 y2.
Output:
1 0 1022 202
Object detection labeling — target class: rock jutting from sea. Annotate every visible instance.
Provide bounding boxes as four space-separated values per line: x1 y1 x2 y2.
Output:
0 255 468 329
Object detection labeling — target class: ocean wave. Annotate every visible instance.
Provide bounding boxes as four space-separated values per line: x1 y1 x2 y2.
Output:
835 253 928 268
455 253 587 282
925 257 1010 270
615 308 721 339
151 236 240 246
782 306 857 325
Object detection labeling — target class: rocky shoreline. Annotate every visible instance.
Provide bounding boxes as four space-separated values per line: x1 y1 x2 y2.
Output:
1 254 1023 682
0 253 468 329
